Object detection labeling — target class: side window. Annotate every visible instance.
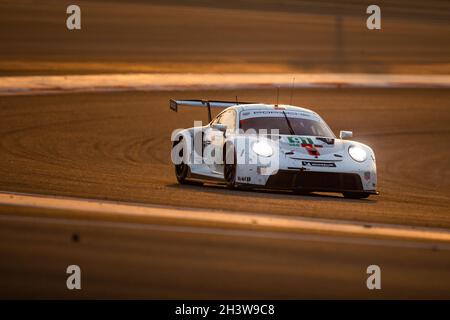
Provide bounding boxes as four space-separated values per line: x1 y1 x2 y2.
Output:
218 110 236 130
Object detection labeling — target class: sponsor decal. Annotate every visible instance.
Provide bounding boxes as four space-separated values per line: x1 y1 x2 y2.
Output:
316 137 334 145
302 161 336 167
237 176 251 182
240 110 316 120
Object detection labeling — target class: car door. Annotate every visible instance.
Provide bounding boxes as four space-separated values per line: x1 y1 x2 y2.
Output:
203 109 236 174
212 109 236 174
203 113 223 174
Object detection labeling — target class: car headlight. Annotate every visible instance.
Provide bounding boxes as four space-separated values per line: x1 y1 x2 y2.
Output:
252 141 273 157
348 146 367 162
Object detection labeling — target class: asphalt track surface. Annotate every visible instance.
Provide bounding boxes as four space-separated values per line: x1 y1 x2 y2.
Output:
0 88 449 298
1 206 450 299
0 88 449 229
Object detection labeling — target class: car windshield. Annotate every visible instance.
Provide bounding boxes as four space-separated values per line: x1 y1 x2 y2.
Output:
239 111 334 137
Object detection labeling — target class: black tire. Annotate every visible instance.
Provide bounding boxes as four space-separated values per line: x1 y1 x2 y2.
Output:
174 138 202 186
293 189 311 196
343 192 370 199
175 161 189 184
223 143 237 189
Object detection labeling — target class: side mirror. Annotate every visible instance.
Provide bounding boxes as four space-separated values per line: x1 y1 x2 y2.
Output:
211 123 227 133
339 130 353 140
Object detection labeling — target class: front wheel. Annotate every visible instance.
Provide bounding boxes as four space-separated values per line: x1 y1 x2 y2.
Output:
342 192 370 199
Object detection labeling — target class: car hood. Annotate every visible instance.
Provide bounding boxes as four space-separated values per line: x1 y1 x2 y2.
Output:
278 135 345 160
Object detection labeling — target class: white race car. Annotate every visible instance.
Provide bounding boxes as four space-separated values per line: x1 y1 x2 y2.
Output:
170 99 378 199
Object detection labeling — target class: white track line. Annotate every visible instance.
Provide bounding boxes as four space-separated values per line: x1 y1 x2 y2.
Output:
0 191 449 243
1 73 450 95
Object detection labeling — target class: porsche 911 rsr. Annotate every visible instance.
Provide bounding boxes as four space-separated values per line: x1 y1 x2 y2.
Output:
170 99 378 199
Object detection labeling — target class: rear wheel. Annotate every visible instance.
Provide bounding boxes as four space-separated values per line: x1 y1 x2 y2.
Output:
175 161 189 184
224 143 237 189
343 192 370 199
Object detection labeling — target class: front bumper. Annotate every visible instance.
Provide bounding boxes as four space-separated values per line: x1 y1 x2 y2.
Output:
264 169 378 194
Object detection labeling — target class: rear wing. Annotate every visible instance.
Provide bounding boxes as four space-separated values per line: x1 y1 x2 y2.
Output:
169 99 255 122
